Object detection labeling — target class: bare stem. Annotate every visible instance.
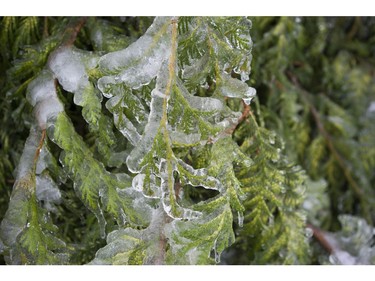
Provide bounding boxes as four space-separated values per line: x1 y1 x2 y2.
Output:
33 129 46 167
307 223 334 254
286 71 373 225
61 17 87 47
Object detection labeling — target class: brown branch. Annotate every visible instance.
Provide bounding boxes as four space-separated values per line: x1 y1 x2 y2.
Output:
307 224 334 254
286 71 373 225
224 100 251 136
43 17 49 38
33 129 46 165
60 17 87 47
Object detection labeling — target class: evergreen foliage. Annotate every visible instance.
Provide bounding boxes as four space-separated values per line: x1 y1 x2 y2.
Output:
0 16 374 265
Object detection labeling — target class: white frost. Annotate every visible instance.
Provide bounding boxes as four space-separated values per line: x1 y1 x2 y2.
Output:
49 47 88 93
27 70 56 106
27 70 64 130
48 46 99 107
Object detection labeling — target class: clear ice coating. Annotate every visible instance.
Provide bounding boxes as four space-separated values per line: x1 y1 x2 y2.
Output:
48 46 99 96
170 131 201 145
104 86 147 146
27 70 57 106
159 159 201 220
26 70 64 130
237 211 244 227
48 46 103 129
36 146 52 175
218 72 256 105
176 79 224 112
0 180 31 251
329 250 357 265
243 87 256 105
182 53 211 85
113 111 141 146
177 159 221 191
14 126 41 179
126 59 172 173
36 174 62 212
97 17 173 91
89 227 143 265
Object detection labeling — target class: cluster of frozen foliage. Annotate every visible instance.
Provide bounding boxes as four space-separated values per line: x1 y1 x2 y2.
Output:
0 16 375 265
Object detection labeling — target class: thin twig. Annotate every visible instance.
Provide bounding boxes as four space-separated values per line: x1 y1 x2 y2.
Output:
43 17 49 38
60 17 87 47
224 101 251 136
286 71 373 225
33 129 46 165
307 223 333 254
